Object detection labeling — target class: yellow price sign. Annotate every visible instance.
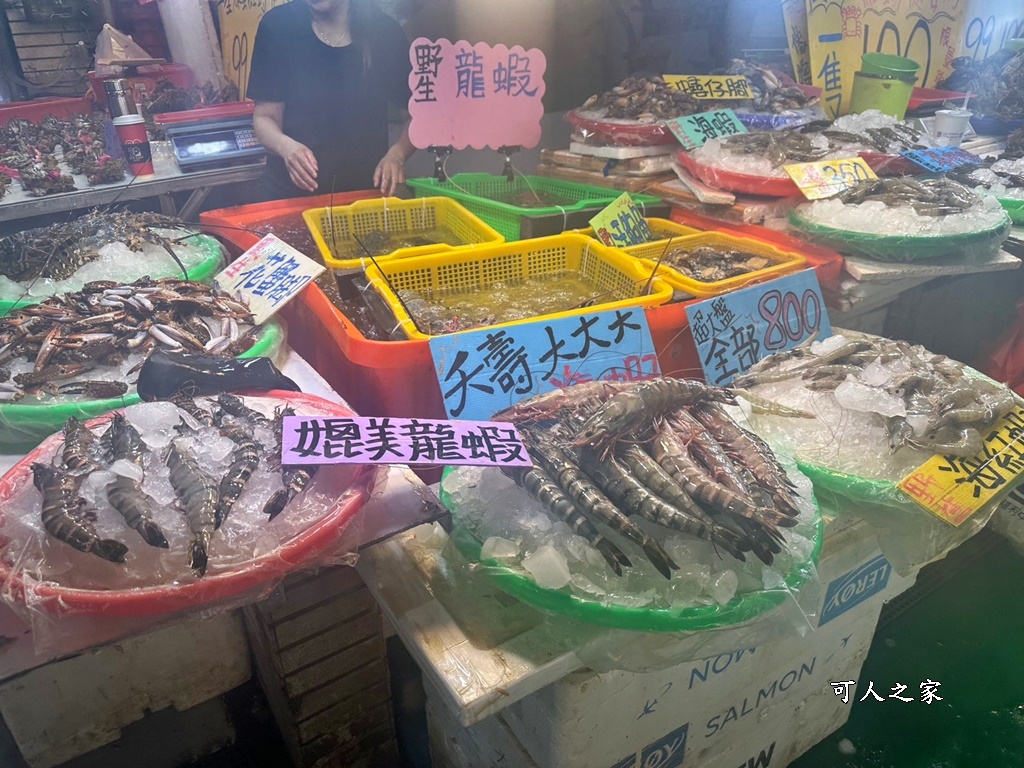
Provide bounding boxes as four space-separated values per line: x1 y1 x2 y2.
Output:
783 157 878 200
661 75 754 100
588 193 652 248
898 405 1024 527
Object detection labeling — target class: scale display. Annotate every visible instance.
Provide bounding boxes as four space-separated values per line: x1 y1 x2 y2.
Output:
166 118 265 172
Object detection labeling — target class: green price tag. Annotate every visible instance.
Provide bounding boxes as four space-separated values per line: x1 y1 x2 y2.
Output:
665 108 748 150
588 193 653 248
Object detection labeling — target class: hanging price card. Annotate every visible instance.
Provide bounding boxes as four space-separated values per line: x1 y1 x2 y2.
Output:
665 108 747 150
685 269 831 386
429 308 660 422
898 405 1024 527
900 146 983 173
783 157 877 200
408 38 546 150
280 415 532 467
214 235 325 325
662 75 753 99
588 193 653 248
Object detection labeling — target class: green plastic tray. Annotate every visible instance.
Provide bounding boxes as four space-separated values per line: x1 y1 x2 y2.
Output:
789 208 1012 262
406 173 663 241
998 196 1024 223
439 466 823 632
0 319 285 453
0 234 225 317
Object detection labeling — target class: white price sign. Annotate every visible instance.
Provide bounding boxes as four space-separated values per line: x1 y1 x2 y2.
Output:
214 235 325 325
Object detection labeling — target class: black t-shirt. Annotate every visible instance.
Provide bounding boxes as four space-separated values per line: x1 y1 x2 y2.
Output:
247 1 412 196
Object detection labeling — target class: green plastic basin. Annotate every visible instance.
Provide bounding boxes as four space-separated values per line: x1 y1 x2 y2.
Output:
789 208 1012 262
0 319 284 453
0 234 225 317
438 466 823 632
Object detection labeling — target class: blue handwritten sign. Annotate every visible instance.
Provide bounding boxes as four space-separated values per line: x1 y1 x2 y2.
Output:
429 309 660 421
900 146 983 173
685 269 831 387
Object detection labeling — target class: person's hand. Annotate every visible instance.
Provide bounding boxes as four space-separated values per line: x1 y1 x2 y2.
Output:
282 139 318 192
373 150 405 196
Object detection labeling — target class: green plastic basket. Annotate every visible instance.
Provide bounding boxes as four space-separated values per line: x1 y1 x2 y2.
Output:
406 173 663 241
998 196 1024 223
438 466 823 632
0 234 225 317
789 208 1012 262
0 319 285 453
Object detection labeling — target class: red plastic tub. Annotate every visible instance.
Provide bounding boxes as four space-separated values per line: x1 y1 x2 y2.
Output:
87 63 194 107
153 101 254 126
200 190 378 259
0 95 94 126
0 391 375 618
669 207 845 295
676 150 801 198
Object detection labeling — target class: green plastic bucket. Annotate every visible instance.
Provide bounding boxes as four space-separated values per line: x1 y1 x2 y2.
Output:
0 234 226 318
0 319 285 453
850 71 915 119
861 52 920 78
438 466 823 632
998 197 1024 223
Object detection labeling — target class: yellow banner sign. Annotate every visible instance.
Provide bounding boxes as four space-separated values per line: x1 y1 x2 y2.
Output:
799 0 1024 119
783 157 877 199
662 75 754 100
898 405 1024 527
216 0 289 99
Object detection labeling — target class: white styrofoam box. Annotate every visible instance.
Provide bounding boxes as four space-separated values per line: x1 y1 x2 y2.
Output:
426 607 873 768
0 611 250 768
498 593 877 768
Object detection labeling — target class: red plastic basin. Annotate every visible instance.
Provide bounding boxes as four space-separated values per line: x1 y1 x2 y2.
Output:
0 391 375 618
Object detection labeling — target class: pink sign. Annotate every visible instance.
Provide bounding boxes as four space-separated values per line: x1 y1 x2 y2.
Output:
407 38 546 151
280 415 532 467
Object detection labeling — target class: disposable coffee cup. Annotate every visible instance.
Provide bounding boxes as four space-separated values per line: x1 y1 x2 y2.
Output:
113 114 154 176
933 108 972 148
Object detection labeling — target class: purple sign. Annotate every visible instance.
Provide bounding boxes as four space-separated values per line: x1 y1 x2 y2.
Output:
280 415 532 467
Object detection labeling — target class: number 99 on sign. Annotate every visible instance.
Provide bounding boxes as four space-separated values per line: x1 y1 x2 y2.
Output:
758 287 821 350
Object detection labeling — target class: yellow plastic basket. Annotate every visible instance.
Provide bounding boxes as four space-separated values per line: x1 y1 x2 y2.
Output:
631 231 807 297
364 233 673 340
302 196 505 270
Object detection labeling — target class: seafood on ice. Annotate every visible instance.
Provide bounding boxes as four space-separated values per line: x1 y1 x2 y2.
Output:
737 333 1020 480
442 379 820 605
794 177 1010 237
0 277 259 404
10 396 359 586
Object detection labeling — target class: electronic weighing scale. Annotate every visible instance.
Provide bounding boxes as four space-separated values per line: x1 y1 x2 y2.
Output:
154 102 266 172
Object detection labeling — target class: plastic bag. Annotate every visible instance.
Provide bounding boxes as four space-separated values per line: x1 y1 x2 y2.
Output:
0 392 383 654
94 23 163 76
979 297 1024 398
431 456 824 672
742 330 1023 574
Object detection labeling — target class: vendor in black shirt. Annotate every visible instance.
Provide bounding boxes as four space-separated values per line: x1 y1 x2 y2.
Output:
247 0 414 200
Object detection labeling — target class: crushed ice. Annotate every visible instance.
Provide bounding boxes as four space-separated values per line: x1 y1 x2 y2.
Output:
0 236 220 304
1 397 363 589
445 448 819 607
